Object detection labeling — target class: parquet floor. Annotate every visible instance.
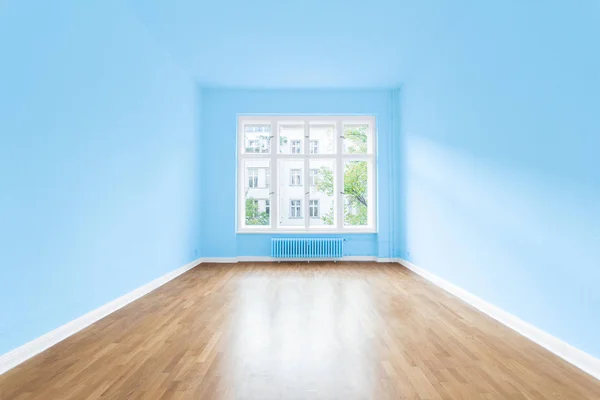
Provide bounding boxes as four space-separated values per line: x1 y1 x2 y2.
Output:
1 262 599 399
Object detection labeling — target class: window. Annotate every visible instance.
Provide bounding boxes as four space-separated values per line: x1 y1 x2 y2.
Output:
238 116 376 232
290 200 302 218
291 140 301 154
290 169 302 186
245 198 269 226
309 200 320 218
247 140 259 153
248 168 258 188
244 125 270 153
309 169 319 186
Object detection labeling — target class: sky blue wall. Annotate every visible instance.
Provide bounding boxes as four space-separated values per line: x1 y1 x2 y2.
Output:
401 2 600 358
0 0 200 355
200 89 402 258
2 0 597 365
127 0 411 88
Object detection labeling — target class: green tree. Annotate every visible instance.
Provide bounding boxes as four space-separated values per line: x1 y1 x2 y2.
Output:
342 161 368 225
245 197 269 225
314 126 368 225
344 125 368 153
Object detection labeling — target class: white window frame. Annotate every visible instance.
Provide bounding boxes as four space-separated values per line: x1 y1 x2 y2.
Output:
238 115 377 234
309 140 319 154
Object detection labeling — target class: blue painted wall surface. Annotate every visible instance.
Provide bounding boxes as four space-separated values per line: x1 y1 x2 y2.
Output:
0 0 200 355
401 2 600 358
3 0 598 364
127 0 411 88
199 89 402 258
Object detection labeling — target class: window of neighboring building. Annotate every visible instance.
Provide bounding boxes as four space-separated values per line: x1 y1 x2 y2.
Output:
309 199 320 218
309 169 319 186
248 168 258 188
291 140 302 154
290 200 302 218
290 169 302 186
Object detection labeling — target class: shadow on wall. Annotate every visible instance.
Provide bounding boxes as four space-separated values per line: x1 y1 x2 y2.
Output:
404 135 600 359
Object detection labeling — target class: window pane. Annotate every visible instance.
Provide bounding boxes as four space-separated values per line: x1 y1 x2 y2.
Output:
343 160 369 226
343 124 371 154
279 124 304 154
309 159 336 227
309 123 335 154
243 124 271 154
309 141 319 154
278 159 304 227
244 159 270 226
309 200 319 218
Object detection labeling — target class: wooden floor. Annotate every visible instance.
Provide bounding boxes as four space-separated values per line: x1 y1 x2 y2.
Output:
1 263 599 399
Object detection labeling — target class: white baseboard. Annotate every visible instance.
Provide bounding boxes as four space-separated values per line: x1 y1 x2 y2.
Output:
0 257 202 376
395 258 600 381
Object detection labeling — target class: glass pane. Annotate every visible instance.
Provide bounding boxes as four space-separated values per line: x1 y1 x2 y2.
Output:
243 159 270 227
343 124 371 154
309 159 336 227
343 160 369 226
278 159 305 227
243 124 271 154
279 124 304 154
309 123 335 154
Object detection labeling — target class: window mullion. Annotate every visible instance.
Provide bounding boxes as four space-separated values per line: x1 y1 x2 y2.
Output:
238 155 244 230
270 119 278 230
304 121 309 230
336 120 344 230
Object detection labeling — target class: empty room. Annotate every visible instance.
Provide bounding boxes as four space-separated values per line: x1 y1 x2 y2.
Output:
1 0 599 399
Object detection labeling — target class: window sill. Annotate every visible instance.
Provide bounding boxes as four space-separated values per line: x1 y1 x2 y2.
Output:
237 229 377 235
